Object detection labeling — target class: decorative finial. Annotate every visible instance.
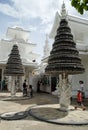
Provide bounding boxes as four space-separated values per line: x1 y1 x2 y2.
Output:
14 34 17 39
61 1 67 19
45 34 48 42
15 42 18 45
43 34 50 58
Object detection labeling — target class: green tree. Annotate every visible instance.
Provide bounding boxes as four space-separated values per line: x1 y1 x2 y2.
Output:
71 0 88 14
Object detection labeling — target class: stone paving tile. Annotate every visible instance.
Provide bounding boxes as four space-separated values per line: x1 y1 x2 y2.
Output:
0 92 88 130
29 104 88 125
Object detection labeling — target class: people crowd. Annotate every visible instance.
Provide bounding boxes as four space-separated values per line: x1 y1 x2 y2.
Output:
22 80 33 98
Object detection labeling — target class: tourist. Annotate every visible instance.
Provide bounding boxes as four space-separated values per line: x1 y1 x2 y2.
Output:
27 85 33 98
77 89 82 106
75 89 85 110
1 79 5 91
37 80 41 93
79 80 85 98
23 80 27 96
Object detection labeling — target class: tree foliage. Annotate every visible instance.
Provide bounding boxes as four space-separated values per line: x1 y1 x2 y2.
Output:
71 0 88 14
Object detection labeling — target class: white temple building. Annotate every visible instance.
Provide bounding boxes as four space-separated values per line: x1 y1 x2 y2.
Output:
38 4 88 97
0 27 40 91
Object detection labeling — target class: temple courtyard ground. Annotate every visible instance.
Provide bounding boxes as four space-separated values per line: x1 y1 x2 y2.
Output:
0 92 88 130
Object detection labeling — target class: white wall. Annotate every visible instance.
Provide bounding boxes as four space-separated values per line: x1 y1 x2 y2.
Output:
72 56 88 97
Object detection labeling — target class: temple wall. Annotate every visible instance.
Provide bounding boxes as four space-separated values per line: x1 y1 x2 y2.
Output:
84 35 88 45
70 56 88 98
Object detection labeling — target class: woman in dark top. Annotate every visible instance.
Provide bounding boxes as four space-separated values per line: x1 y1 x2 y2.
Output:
23 80 27 96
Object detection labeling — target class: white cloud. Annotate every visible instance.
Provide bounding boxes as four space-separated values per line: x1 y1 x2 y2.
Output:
0 0 88 62
1 0 88 18
0 3 18 17
0 0 88 34
0 0 88 22
0 0 67 21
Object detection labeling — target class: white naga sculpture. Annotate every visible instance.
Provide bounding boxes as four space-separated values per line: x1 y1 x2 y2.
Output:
58 74 72 111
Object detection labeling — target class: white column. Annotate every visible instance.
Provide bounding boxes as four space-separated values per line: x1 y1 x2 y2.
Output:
19 76 23 90
1 68 4 90
28 71 30 87
1 68 4 80
8 76 12 91
11 76 16 97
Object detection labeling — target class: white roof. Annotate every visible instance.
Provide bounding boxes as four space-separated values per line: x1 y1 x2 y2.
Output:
0 39 40 65
6 27 30 41
49 12 88 39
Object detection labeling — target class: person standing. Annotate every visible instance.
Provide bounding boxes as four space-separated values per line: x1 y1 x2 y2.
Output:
1 79 5 91
27 85 33 98
79 80 85 98
23 80 27 96
37 81 41 93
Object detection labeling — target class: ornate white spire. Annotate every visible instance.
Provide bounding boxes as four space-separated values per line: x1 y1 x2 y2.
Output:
43 34 50 58
45 34 48 44
61 1 67 19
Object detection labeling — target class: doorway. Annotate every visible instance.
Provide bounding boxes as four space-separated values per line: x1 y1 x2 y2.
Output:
51 77 57 92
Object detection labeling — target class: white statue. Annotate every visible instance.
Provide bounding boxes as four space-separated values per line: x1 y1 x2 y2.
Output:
58 74 72 111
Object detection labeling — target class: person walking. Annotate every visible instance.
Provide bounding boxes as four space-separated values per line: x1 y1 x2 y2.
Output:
75 89 86 110
77 89 82 106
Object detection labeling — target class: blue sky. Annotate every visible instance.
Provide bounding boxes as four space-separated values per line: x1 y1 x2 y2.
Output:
0 0 88 63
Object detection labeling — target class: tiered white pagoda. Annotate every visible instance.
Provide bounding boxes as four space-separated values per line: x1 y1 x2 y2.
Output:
40 3 88 97
0 27 40 91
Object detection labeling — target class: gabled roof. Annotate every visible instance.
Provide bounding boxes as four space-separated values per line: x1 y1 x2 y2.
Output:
6 27 30 41
49 12 88 39
0 39 40 65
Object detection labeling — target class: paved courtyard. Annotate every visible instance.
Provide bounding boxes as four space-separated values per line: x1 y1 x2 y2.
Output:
0 92 88 130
